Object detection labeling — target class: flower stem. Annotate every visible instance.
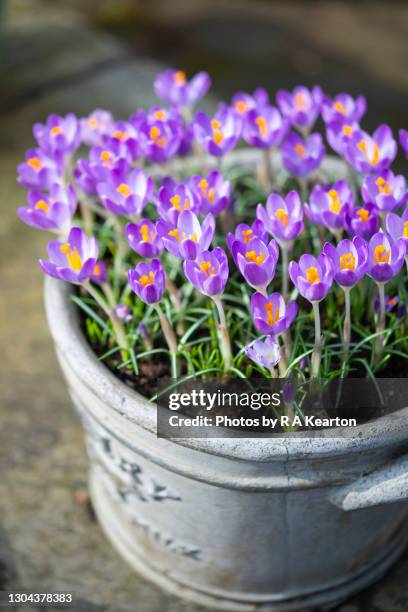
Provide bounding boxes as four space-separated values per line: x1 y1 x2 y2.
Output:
375 282 386 363
166 277 185 335
311 301 322 378
154 303 179 378
281 245 289 299
213 297 232 372
263 147 274 189
343 287 351 358
84 281 129 358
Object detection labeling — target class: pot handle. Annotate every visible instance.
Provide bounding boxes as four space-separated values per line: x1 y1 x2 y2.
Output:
330 454 408 511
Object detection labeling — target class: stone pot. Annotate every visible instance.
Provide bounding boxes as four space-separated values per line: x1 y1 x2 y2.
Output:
43 150 408 611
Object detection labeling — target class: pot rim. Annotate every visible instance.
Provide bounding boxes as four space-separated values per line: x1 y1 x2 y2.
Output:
43 148 408 462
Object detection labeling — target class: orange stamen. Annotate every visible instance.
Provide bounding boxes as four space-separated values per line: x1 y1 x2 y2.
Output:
264 302 280 325
116 183 132 198
275 208 289 227
245 250 265 265
34 200 49 213
139 271 155 287
306 266 320 284
339 253 355 271
374 245 390 264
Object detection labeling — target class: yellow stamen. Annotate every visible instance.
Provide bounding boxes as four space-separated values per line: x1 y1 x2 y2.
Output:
168 228 180 241
375 176 393 195
245 250 265 265
34 199 49 213
328 189 341 214
140 224 153 243
306 266 320 284
116 183 132 198
255 116 268 138
356 208 369 222
174 70 186 86
242 229 253 243
50 126 62 136
275 208 289 227
342 125 354 137
100 150 112 166
154 109 166 120
60 242 82 271
208 187 215 202
149 125 166 147
357 139 380 165
27 157 43 171
339 252 355 271
234 100 247 114
404 221 408 238
113 130 126 141
93 264 101 275
295 143 305 157
333 101 347 115
170 195 182 211
198 179 208 195
200 261 216 276
139 271 155 287
213 130 224 145
294 93 307 110
264 302 280 325
88 117 98 128
211 120 224 144
374 245 390 265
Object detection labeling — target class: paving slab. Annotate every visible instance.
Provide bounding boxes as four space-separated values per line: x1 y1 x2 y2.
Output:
0 9 407 612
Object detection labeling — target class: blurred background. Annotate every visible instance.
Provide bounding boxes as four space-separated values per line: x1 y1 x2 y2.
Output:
0 1 407 610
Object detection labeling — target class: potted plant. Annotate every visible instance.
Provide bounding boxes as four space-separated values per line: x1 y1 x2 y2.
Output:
17 70 408 611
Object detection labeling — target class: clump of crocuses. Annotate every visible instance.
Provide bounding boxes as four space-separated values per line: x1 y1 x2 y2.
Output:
16 68 408 382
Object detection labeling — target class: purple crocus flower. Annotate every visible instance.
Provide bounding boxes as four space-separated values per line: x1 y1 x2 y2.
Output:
156 177 199 224
17 148 62 190
231 88 269 116
374 294 399 314
114 304 132 323
305 180 354 230
183 247 229 296
345 125 397 174
97 168 153 218
326 120 360 156
321 93 366 125
345 203 379 241
257 191 304 243
80 109 115 147
103 120 141 161
157 210 215 260
33 113 80 157
276 86 323 130
323 236 368 288
399 129 408 158
226 219 269 265
39 226 98 284
136 112 183 162
189 171 232 215
242 105 288 149
125 219 164 258
90 260 108 284
281 132 325 177
234 237 279 293
366 231 405 283
194 104 242 157
18 183 77 232
251 291 298 335
361 170 407 212
74 143 131 196
289 252 334 302
154 69 211 107
386 207 408 254
245 336 281 370
128 258 165 304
